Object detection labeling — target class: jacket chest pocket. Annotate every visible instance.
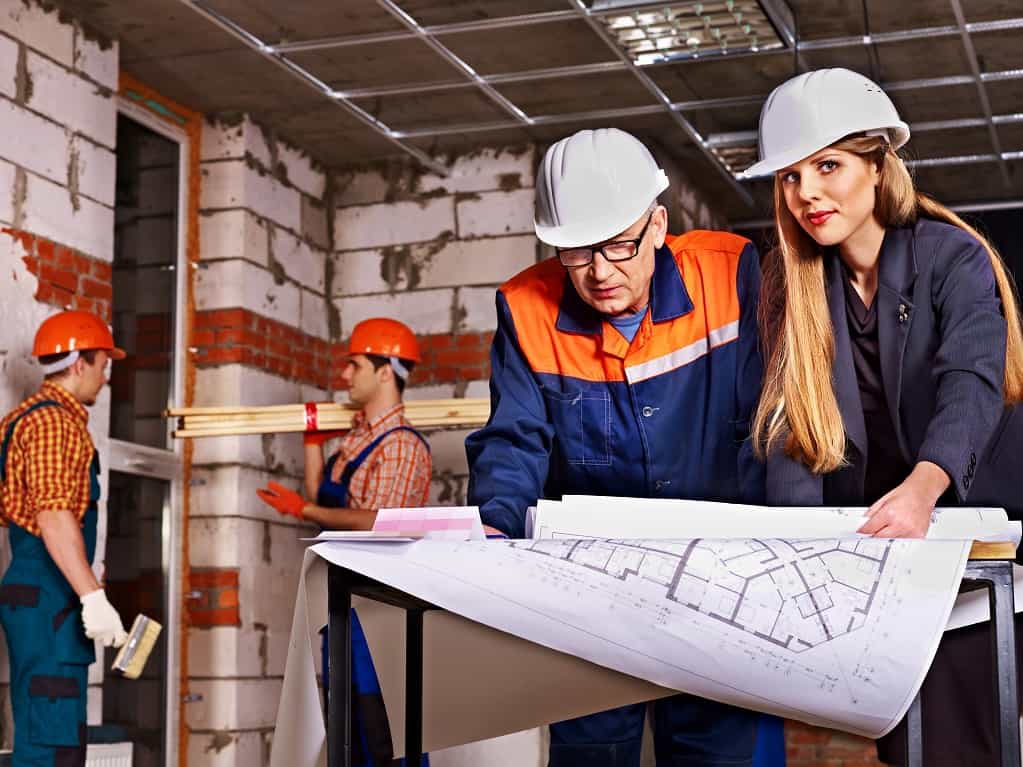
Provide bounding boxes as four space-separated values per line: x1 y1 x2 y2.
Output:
542 386 612 466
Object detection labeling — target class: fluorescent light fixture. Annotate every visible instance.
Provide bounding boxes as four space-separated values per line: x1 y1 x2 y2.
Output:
591 0 784 63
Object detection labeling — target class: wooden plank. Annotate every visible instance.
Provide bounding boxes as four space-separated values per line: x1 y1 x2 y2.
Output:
968 541 1018 560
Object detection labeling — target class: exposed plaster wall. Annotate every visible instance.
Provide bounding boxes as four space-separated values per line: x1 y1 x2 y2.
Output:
0 0 118 740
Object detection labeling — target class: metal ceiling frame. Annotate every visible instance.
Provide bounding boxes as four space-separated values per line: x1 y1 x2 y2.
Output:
563 0 754 207
174 0 451 175
176 0 1023 201
948 0 1011 187
372 0 533 125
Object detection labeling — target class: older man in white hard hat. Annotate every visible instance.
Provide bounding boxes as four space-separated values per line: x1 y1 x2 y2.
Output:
466 128 766 766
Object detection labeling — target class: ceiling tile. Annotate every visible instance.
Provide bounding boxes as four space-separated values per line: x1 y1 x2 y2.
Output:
351 89 516 131
440 20 616 74
400 0 567 27
203 0 403 42
648 52 796 101
288 39 463 90
495 71 660 117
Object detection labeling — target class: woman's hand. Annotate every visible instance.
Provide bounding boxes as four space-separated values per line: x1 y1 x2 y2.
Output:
857 461 951 538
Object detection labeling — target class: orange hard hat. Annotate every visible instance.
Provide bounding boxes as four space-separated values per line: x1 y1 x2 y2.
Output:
33 310 126 359
347 318 421 363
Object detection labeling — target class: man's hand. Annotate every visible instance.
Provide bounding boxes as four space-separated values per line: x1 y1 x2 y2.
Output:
303 430 346 447
256 481 308 520
80 589 127 647
857 461 951 538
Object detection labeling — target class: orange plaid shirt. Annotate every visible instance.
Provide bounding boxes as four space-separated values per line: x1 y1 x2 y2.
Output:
328 403 431 510
0 381 95 537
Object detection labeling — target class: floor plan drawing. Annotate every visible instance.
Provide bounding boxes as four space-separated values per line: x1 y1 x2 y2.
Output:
514 537 889 653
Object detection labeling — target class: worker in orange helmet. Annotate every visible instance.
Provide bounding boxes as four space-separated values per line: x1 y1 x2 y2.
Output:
257 317 431 767
0 310 129 767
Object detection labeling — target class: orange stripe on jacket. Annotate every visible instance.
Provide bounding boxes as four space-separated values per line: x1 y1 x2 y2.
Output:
501 230 748 383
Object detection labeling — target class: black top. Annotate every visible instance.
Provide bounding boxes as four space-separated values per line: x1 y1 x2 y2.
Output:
841 275 911 504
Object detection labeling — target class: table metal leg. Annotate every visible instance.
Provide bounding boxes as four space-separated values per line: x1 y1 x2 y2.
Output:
406 608 424 765
905 692 923 767
963 560 1020 767
328 565 353 767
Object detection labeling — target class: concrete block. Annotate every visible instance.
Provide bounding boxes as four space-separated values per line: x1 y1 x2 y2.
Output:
187 625 263 679
333 166 396 207
332 234 535 296
194 258 301 327
420 146 535 195
0 2 73 67
26 51 115 149
201 158 302 234
199 209 269 267
300 287 329 341
187 729 265 767
460 286 500 333
73 134 116 207
456 188 534 238
404 383 461 401
0 98 67 186
334 197 455 251
276 140 325 199
22 169 113 260
428 473 467 507
272 227 324 293
0 158 14 224
301 195 329 251
73 30 117 90
200 115 271 168
190 465 310 525
334 288 456 337
0 34 18 100
420 428 470 475
186 678 282 731
192 365 306 409
240 523 306 633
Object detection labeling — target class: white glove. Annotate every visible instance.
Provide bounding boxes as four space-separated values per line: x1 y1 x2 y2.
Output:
81 589 128 648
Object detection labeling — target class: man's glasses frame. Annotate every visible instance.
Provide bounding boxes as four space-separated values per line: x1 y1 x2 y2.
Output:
556 212 654 269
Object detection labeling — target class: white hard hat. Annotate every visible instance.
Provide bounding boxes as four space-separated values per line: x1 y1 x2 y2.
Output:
535 128 669 248
743 68 910 178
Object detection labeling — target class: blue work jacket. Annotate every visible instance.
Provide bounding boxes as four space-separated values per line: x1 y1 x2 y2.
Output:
466 231 765 538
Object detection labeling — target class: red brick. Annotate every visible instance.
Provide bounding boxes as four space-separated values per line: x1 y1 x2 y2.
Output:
456 332 482 348
428 333 453 349
188 607 241 627
92 261 112 281
37 239 55 264
216 328 247 345
2 227 34 253
81 277 113 301
190 569 239 588
436 348 489 366
192 329 215 347
21 254 38 275
200 347 245 365
40 264 78 293
216 588 240 609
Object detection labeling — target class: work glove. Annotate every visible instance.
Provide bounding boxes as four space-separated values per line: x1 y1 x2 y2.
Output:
256 481 307 520
81 589 128 648
303 429 345 447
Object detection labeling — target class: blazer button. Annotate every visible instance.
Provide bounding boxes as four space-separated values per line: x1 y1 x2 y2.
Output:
963 474 972 490
642 406 655 417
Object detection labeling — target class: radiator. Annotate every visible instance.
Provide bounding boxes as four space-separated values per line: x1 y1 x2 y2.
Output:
86 742 134 767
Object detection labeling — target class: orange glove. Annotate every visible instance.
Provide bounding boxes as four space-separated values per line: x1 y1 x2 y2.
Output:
303 429 346 447
256 481 307 520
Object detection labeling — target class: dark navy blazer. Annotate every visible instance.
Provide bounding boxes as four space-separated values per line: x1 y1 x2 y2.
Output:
766 218 1019 511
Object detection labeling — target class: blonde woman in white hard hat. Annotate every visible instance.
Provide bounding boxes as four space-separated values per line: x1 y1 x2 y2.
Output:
468 128 766 766
747 67 1023 764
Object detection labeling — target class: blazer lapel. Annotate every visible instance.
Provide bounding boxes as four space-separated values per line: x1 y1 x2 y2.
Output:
876 227 917 460
825 254 868 458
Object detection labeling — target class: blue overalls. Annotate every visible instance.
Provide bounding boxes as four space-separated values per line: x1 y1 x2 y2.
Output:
0 400 98 767
319 427 429 767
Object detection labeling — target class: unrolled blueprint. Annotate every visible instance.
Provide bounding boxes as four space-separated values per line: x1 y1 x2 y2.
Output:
311 532 970 738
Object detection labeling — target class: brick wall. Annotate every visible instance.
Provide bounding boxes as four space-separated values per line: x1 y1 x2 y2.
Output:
0 0 119 737
785 721 882 766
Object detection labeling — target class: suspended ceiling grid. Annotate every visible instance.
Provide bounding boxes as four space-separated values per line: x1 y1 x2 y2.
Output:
55 0 1023 220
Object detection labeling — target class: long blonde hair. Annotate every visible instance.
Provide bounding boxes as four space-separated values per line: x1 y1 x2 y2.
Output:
753 135 1023 472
